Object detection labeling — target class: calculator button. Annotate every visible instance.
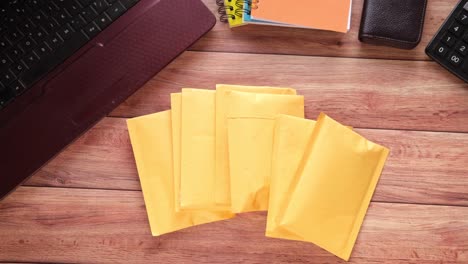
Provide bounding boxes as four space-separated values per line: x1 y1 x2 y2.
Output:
456 11 468 25
448 52 463 66
455 42 468 55
442 33 457 46
435 44 449 57
463 32 468 43
464 2 468 11
461 60 468 73
449 22 464 36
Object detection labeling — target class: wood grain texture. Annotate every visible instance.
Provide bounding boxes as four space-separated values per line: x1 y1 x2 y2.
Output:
2 1 468 263
193 0 455 60
110 51 468 133
25 117 468 207
0 187 467 264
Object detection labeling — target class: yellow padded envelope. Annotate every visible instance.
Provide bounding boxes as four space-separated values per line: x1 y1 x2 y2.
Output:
127 111 233 236
173 92 232 213
170 93 183 212
278 113 389 261
180 89 220 210
227 91 304 213
267 115 316 241
215 84 297 208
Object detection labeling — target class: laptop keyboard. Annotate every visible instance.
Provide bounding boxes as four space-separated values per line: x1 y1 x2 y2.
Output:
0 0 140 110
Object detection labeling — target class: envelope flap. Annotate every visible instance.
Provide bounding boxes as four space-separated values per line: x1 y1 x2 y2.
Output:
216 84 297 95
227 91 305 119
182 88 216 136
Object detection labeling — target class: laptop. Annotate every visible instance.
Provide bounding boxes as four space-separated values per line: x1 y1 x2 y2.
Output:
0 0 216 200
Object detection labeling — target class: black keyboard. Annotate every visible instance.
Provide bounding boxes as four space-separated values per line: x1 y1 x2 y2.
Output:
426 0 468 82
0 0 140 110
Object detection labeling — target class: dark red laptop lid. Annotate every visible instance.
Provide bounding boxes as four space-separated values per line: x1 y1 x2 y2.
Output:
0 0 216 200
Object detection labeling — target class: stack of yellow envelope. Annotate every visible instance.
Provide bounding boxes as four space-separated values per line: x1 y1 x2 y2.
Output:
127 85 389 261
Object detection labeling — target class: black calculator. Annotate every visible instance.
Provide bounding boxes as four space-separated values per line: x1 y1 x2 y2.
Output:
426 0 468 82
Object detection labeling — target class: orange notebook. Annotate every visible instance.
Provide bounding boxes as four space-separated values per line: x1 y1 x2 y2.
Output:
250 0 352 33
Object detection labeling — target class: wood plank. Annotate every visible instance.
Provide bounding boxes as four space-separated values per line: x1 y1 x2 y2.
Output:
0 187 467 264
110 51 468 133
26 118 139 191
195 0 455 60
25 117 468 207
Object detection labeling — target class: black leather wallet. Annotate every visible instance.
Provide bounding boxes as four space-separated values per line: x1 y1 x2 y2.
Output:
359 0 428 49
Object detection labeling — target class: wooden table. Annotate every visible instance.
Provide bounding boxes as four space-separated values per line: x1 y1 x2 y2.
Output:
1 0 468 263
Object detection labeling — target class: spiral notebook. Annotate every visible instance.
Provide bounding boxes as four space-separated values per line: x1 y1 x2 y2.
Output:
218 0 247 27
250 0 352 33
219 0 352 33
243 1 283 26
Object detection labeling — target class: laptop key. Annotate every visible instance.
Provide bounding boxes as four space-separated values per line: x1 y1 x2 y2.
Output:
31 27 48 42
1 70 16 86
43 2 59 13
32 10 48 25
33 43 51 58
78 0 93 6
66 3 83 17
23 52 39 67
120 0 139 9
11 5 27 16
53 0 67 7
45 34 64 50
80 6 98 22
10 62 27 76
26 0 45 10
18 36 36 53
95 13 112 29
42 18 60 32
92 0 110 14
0 37 10 50
52 10 71 25
10 80 26 95
20 19 35 35
19 31 89 87
0 55 12 68
70 15 88 30
0 87 15 109
3 16 20 28
57 24 74 40
106 2 126 20
6 30 24 44
83 21 101 38
6 47 24 61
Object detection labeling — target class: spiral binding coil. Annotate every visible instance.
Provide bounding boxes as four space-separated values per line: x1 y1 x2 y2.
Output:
216 0 228 22
217 0 259 23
